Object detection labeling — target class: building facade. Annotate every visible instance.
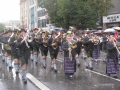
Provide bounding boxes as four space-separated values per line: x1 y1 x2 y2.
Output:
37 7 49 28
28 0 49 30
20 0 29 29
103 0 120 29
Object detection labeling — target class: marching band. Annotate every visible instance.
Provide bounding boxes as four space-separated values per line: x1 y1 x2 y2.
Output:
0 28 120 84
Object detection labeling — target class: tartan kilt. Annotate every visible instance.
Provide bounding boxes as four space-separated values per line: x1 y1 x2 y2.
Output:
64 57 76 75
106 58 119 74
92 46 100 59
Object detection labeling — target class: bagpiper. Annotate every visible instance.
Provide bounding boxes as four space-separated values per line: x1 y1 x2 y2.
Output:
38 31 48 68
106 36 119 78
62 34 77 79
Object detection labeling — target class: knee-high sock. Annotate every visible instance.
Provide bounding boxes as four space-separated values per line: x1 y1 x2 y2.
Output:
42 58 46 66
76 57 80 64
14 63 19 72
34 54 38 63
53 62 57 70
2 55 5 60
5 56 7 63
51 61 54 68
22 69 27 80
30 54 33 60
87 60 92 68
8 59 12 67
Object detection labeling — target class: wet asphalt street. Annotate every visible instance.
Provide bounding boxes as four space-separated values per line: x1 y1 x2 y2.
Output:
0 57 40 90
0 51 120 90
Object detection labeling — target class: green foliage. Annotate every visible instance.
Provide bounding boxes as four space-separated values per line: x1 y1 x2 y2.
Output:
38 0 113 29
0 23 5 31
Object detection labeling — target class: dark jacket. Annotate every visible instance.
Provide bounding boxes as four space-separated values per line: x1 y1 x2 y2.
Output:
9 36 18 53
62 41 77 57
38 37 48 51
82 36 94 52
16 37 30 57
106 41 117 59
47 37 60 53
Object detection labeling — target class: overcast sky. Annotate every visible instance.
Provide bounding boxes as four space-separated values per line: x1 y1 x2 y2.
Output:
0 0 20 22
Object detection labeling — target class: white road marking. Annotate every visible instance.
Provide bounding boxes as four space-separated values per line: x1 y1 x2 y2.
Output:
86 69 120 82
27 73 51 90
47 56 120 82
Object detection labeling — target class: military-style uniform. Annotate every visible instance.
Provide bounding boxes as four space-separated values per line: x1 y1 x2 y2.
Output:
16 29 30 84
83 35 94 70
31 28 40 65
39 34 48 68
3 30 13 70
9 29 19 74
47 32 60 72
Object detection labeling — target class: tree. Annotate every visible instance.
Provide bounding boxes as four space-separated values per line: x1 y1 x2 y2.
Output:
0 23 5 31
37 0 113 29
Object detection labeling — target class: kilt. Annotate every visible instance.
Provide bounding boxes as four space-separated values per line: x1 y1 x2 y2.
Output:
49 48 59 60
12 52 19 59
19 56 29 66
106 58 119 74
92 46 100 59
64 57 76 75
6 50 11 56
33 46 39 52
50 53 58 60
41 50 48 56
59 46 63 52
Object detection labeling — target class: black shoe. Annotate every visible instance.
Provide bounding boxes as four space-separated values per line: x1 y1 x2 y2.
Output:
2 59 5 62
68 75 73 80
90 67 93 70
86 66 88 69
9 66 13 70
54 69 57 73
23 80 27 84
43 65 46 69
36 62 38 65
113 76 118 78
51 67 54 70
107 74 110 76
16 71 19 75
78 63 80 67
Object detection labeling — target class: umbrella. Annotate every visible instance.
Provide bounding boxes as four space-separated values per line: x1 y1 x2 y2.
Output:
94 30 103 34
104 28 115 32
114 27 120 30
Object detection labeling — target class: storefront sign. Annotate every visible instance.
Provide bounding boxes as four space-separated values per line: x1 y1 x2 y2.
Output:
103 14 120 23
